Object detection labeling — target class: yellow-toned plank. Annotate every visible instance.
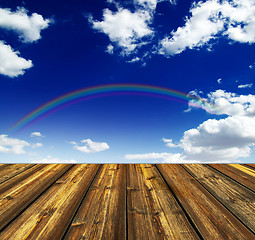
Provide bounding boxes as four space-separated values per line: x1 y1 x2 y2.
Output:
0 164 46 195
184 164 255 234
209 164 255 191
0 164 72 230
230 164 255 177
64 164 126 240
127 164 199 240
157 164 255 240
0 164 100 240
0 164 35 184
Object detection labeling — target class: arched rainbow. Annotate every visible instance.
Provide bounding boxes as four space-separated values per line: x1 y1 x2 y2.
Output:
8 83 212 134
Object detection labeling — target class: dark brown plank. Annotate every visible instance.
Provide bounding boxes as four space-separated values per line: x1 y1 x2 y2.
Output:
0 164 72 231
64 164 126 240
0 164 100 240
209 164 255 192
184 164 255 234
127 164 200 240
0 164 35 184
157 164 255 240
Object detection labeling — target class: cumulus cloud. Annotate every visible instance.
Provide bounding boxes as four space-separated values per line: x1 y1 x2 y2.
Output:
0 7 50 77
30 131 44 138
126 115 255 162
189 89 255 116
160 0 255 56
90 0 176 55
127 88 255 162
31 155 76 163
71 139 109 153
0 7 51 43
90 8 153 54
0 134 30 154
0 41 33 77
179 115 255 161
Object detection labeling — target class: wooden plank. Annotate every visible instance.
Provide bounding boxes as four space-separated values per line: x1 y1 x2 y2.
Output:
127 164 200 240
0 164 46 195
0 164 35 184
157 164 255 240
184 164 255 234
0 164 72 230
209 164 255 192
0 164 100 240
64 164 126 240
246 164 255 170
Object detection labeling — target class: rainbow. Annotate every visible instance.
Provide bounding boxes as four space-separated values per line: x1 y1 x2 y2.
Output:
7 83 212 134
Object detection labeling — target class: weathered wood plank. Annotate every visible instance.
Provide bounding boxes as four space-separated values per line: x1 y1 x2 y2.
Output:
0 164 35 185
64 164 126 240
0 164 100 240
127 164 200 240
245 164 255 170
0 164 72 231
209 164 255 192
0 164 46 195
157 164 255 240
184 164 255 234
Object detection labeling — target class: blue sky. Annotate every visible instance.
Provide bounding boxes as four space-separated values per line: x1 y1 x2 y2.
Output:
1 0 255 163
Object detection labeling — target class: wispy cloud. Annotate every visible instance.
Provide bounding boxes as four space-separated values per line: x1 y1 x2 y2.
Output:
0 134 30 154
238 83 253 89
31 155 76 163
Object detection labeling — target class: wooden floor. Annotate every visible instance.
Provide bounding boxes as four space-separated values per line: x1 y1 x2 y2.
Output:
0 164 254 240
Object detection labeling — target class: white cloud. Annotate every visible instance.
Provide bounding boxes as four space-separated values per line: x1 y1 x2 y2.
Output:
238 83 253 88
0 7 51 43
126 115 255 163
179 115 255 161
162 138 179 148
160 0 255 56
32 143 43 148
0 134 30 154
125 152 187 163
106 44 114 54
71 139 109 153
31 155 77 163
30 131 44 138
189 89 255 117
127 88 255 163
0 7 50 77
0 41 33 77
90 8 153 54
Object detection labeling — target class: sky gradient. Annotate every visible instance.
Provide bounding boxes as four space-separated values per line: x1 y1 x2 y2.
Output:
1 0 255 163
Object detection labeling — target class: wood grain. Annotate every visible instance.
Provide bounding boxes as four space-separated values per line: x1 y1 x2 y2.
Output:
157 164 255 240
184 164 255 234
0 164 72 231
209 164 255 192
0 164 35 185
0 164 100 240
64 164 126 240
127 164 199 240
